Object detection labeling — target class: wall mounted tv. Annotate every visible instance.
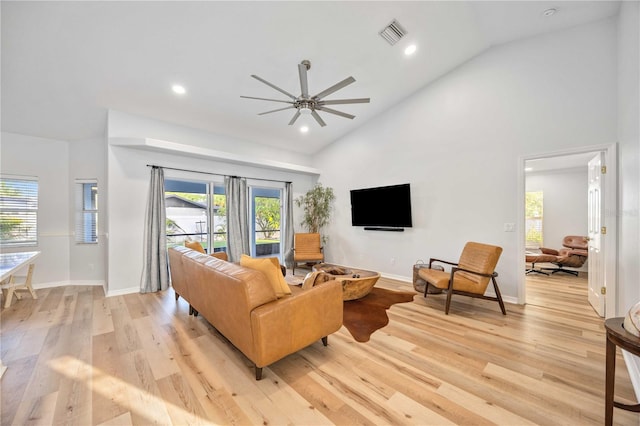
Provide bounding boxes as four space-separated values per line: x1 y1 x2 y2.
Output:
350 183 413 231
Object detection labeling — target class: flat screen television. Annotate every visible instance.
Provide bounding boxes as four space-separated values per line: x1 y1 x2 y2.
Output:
350 183 413 229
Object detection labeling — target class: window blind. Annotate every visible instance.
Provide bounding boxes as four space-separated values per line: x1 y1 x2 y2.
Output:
75 179 98 244
0 175 39 246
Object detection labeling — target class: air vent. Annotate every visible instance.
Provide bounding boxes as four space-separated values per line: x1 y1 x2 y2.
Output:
379 19 407 46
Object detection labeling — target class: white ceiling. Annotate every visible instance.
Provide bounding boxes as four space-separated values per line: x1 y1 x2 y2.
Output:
1 1 620 155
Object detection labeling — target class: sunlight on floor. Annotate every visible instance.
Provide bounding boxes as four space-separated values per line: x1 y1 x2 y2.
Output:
48 355 219 426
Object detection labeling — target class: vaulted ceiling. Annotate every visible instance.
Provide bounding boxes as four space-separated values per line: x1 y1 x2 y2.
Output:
1 1 620 154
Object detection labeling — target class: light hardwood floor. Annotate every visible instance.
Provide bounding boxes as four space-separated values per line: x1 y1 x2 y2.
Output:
1 272 637 425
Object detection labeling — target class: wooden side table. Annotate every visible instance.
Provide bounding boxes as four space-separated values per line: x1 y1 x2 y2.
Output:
605 317 640 426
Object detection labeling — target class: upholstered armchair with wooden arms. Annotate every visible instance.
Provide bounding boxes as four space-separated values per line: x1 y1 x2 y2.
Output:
292 233 324 274
418 242 506 315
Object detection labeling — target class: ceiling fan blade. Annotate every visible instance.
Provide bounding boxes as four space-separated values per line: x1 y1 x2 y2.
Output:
288 110 301 125
258 106 295 115
240 96 294 105
251 75 297 100
298 63 309 98
312 76 356 100
316 106 355 120
317 98 370 105
311 110 327 127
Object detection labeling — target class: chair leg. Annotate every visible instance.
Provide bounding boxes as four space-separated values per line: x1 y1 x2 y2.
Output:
445 285 454 315
4 276 15 308
322 336 328 346
24 264 37 300
492 277 507 315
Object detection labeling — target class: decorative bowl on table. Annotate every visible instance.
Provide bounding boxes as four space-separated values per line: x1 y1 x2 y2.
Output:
623 300 640 337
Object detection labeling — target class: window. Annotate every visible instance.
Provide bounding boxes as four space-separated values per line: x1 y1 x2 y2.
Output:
0 175 39 247
164 179 227 253
250 187 282 258
525 191 543 249
75 179 98 244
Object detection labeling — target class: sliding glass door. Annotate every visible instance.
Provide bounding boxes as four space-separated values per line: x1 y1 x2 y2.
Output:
164 179 227 254
249 186 282 259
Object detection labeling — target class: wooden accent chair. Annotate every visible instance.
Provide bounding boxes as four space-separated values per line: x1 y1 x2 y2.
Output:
419 242 506 315
292 233 324 274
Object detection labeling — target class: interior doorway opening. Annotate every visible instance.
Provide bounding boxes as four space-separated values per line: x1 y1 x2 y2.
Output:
518 144 618 318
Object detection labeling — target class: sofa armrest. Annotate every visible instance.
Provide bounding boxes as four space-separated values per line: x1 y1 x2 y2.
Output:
250 279 343 368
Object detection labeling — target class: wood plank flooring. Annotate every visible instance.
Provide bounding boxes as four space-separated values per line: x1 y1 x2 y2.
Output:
1 272 637 425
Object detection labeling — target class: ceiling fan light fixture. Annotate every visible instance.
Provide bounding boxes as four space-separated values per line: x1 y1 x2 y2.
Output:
300 125 309 133
242 60 370 128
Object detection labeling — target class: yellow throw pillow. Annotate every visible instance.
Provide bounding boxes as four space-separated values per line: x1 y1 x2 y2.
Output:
210 251 228 261
185 240 205 253
240 255 292 298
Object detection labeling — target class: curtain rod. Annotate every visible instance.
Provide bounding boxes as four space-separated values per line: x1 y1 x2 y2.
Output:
146 164 292 185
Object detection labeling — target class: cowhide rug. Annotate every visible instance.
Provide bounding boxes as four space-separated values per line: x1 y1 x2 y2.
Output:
342 287 415 342
286 274 415 342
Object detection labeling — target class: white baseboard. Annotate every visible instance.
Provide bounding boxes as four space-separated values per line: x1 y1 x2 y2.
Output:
380 273 412 283
105 286 139 298
33 280 105 289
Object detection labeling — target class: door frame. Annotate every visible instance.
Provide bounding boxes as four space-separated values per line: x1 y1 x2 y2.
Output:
517 143 618 318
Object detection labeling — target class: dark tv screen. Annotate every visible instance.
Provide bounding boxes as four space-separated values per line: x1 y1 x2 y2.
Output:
350 184 412 228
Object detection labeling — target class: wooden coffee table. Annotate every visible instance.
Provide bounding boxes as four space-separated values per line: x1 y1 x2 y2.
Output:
312 263 380 301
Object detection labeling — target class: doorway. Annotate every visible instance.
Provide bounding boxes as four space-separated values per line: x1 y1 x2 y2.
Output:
518 144 618 318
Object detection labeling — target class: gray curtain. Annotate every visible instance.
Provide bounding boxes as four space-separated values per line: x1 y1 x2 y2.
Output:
283 182 295 269
140 166 169 293
225 176 250 262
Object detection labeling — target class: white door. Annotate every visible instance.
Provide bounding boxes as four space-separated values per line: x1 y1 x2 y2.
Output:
587 153 605 317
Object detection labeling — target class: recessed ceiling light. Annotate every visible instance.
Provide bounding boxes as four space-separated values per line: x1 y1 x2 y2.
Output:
542 8 557 17
404 44 417 56
300 125 309 133
172 84 186 95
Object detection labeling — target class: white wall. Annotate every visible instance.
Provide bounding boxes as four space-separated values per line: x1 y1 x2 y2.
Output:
68 138 107 283
1 133 108 287
525 168 588 251
617 1 640 316
313 18 618 301
616 0 640 402
1 132 70 285
106 111 317 294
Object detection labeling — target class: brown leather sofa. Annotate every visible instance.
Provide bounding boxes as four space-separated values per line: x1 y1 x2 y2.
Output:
168 246 343 380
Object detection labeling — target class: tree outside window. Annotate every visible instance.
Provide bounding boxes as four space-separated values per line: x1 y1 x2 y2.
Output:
525 191 543 249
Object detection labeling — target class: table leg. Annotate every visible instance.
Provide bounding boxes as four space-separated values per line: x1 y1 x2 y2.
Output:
605 335 616 426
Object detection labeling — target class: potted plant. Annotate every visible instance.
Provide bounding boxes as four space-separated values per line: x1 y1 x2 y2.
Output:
295 183 335 240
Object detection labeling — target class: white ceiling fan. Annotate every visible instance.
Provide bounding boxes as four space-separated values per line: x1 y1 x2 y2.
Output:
241 60 370 127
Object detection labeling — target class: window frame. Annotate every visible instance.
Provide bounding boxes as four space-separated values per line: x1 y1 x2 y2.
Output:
0 174 39 248
75 179 99 244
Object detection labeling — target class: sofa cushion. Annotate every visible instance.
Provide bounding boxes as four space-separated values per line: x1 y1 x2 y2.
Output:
240 255 292 298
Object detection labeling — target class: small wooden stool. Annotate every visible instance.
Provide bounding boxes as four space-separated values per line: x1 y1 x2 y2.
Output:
1 263 37 308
